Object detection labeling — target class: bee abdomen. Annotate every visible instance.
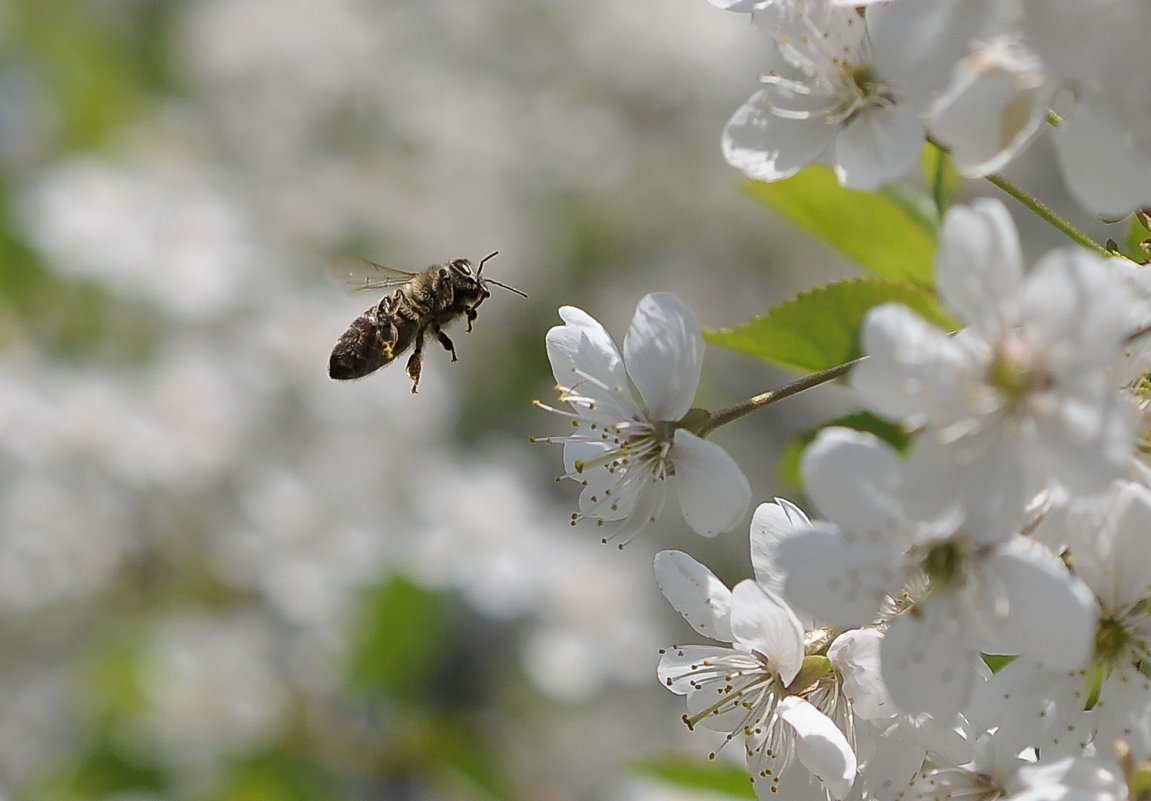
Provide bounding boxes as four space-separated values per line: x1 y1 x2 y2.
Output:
328 312 399 380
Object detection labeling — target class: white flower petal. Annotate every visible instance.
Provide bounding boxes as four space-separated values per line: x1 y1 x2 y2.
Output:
1019 248 1135 371
828 628 894 721
868 0 990 104
833 103 923 190
729 579 804 687
1072 482 1151 610
801 427 905 536
622 293 703 421
935 198 1023 334
775 523 894 627
903 432 1029 543
1030 384 1134 498
1010 756 1127 801
671 430 750 537
546 305 626 389
967 658 1088 758
1095 669 1151 758
722 87 838 183
657 644 754 695
926 37 1049 177
1054 94 1151 217
881 593 979 719
979 537 1097 670
653 550 734 642
855 719 932 801
853 303 974 427
707 0 767 10
776 696 858 801
750 498 810 596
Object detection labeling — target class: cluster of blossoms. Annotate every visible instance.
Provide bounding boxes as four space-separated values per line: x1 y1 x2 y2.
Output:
530 2 1151 798
713 0 1151 216
540 197 1151 801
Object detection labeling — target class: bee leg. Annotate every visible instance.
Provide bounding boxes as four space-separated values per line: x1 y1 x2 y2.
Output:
464 307 478 333
379 319 398 361
406 352 422 393
406 330 425 393
436 331 458 362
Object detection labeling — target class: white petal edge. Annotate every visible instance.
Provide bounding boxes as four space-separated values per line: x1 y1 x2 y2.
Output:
729 579 805 687
622 293 703 421
653 550 734 642
801 427 904 535
776 696 858 801
671 430 751 537
750 498 811 595
545 305 625 388
935 198 1023 335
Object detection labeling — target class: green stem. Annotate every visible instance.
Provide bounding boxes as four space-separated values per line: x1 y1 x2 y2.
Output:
984 173 1112 257
697 357 865 437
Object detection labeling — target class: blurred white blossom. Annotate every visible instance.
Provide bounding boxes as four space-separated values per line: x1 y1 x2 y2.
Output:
852 199 1138 537
775 427 1098 720
134 613 289 776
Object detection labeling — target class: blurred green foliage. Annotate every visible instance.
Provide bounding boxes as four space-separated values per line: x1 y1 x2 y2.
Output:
635 758 755 799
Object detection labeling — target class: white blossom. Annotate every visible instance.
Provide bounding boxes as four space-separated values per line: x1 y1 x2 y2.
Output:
722 0 978 189
774 427 1098 720
655 550 858 801
852 199 1138 539
537 293 750 542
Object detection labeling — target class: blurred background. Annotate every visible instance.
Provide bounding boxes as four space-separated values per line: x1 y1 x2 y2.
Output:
0 1 865 799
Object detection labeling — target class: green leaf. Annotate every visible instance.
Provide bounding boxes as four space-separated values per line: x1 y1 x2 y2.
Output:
634 758 754 798
1123 212 1151 263
13 0 170 147
220 751 346 801
705 278 956 373
346 577 450 701
918 141 962 219
776 411 910 488
745 165 937 285
981 654 1017 674
34 745 165 800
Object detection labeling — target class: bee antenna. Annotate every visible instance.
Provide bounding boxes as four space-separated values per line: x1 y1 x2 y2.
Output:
475 250 527 297
477 250 500 273
486 277 528 299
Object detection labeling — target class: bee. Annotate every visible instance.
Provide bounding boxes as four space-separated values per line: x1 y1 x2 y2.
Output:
329 251 525 392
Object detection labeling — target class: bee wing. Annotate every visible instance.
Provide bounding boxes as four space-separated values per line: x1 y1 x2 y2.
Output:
330 258 417 292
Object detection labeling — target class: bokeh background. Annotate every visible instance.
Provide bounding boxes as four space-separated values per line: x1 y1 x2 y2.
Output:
0 1 864 799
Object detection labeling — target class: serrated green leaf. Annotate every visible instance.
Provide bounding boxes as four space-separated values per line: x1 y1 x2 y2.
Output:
744 165 937 285
705 279 956 373
634 758 754 798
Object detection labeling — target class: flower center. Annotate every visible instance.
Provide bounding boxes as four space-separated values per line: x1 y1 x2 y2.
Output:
785 654 834 696
837 64 895 124
986 335 1053 405
922 540 963 588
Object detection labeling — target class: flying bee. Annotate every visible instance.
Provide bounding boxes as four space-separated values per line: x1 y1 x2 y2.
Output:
329 251 526 392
